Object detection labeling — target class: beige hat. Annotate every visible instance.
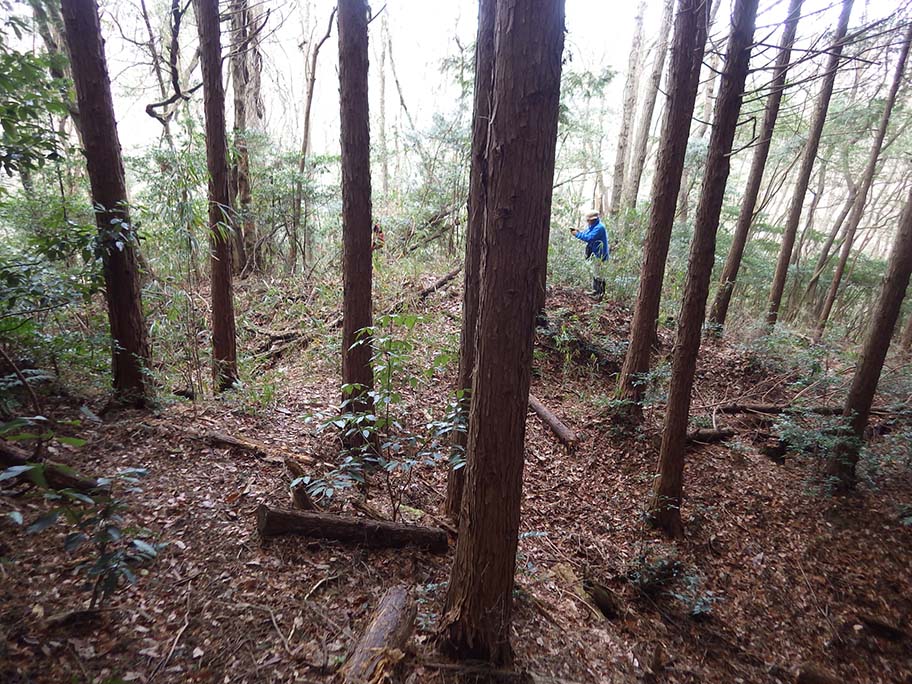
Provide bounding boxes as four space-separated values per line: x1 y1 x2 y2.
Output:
583 209 599 221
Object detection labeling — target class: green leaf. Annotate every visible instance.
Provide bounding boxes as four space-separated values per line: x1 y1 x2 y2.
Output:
132 539 157 557
0 464 35 481
64 532 88 552
56 436 87 447
27 510 59 534
7 511 23 525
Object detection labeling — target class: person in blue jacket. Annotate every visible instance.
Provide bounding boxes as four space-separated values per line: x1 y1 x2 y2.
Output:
571 209 609 298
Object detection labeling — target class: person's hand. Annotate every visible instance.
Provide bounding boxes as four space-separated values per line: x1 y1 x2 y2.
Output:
570 228 578 236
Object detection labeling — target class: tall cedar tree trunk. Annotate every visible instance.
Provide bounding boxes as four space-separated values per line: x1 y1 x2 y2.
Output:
708 0 803 330
444 0 495 523
438 0 565 664
766 0 853 326
61 0 151 406
609 1 645 216
621 0 674 214
649 0 759 538
616 0 710 409
677 49 720 221
813 23 912 341
902 310 912 354
290 7 335 273
198 0 239 391
230 0 261 274
826 185 912 489
338 0 374 412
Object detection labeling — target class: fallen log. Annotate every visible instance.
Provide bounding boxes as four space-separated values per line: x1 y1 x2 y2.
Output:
528 394 577 448
0 441 104 493
256 505 449 553
339 585 416 684
686 427 735 444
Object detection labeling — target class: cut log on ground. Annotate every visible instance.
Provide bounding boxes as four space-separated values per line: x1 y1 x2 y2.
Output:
0 441 104 493
528 394 577 448
339 585 416 684
256 505 449 553
686 427 735 444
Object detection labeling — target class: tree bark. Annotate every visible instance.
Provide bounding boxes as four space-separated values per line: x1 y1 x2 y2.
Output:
766 0 853 326
609 1 646 216
340 586 416 684
61 0 151 406
649 0 758 538
615 0 710 410
826 185 912 489
902 310 912 354
444 0 495 523
198 0 239 392
814 23 912 341
256 505 448 552
438 0 565 665
338 0 374 413
621 0 674 215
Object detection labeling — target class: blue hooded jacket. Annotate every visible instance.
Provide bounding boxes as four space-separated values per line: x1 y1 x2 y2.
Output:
574 220 610 261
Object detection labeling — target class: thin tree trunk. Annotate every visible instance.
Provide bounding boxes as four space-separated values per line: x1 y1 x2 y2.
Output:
826 185 912 489
677 50 720 222
198 0 239 391
378 13 389 196
616 0 710 410
338 0 374 413
609 1 646 216
814 23 912 341
290 7 335 274
621 0 674 215
792 148 828 268
444 0 494 523
61 0 151 406
766 0 853 326
649 0 758 538
902 309 912 354
438 0 565 665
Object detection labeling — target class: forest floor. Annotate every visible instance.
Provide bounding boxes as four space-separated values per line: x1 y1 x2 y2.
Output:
2 273 912 684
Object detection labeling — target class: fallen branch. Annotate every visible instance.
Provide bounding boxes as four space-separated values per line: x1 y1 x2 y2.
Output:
339 585 416 684
528 394 577 448
141 423 313 465
714 403 907 417
284 457 318 511
256 505 449 553
0 441 104 493
384 266 462 316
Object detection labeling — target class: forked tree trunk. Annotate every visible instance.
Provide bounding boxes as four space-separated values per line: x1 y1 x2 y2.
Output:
290 6 335 273
814 23 912 341
826 186 912 489
61 0 151 406
677 50 720 222
616 0 710 411
438 0 565 665
198 0 239 391
609 0 645 216
649 0 758 539
766 0 853 326
444 0 495 523
621 0 674 214
338 0 374 412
